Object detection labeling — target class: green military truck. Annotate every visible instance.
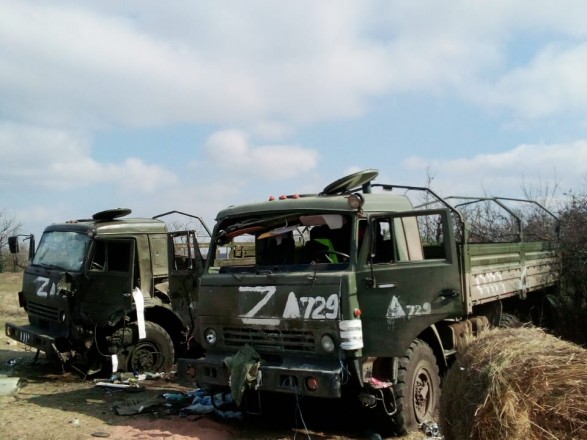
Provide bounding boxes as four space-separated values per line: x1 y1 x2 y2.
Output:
5 208 210 375
178 169 560 434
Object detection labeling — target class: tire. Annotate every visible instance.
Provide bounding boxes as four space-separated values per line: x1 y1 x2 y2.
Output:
499 313 522 328
391 339 441 435
123 321 175 373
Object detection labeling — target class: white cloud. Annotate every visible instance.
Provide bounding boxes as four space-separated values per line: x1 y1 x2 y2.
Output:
474 42 587 118
0 122 177 193
404 140 587 197
3 0 587 129
202 129 319 179
0 1 391 130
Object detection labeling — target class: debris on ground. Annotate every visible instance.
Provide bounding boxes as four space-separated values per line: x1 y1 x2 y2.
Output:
440 327 587 440
420 421 443 439
100 373 245 422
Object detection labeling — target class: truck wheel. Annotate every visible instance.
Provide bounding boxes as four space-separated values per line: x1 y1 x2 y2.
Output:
391 339 440 435
125 321 175 373
499 313 522 328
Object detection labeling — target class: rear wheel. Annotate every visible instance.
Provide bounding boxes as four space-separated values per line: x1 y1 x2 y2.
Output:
499 313 522 328
391 339 440 435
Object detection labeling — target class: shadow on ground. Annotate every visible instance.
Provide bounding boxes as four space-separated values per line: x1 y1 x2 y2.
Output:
0 349 388 440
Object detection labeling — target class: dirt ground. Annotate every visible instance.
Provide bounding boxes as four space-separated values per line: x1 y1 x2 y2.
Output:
0 273 426 440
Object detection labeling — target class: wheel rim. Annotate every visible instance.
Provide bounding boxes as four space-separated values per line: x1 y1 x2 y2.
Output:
129 340 161 372
413 366 433 422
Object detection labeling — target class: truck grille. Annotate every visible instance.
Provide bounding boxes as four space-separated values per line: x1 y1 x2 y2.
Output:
28 301 59 321
223 327 316 353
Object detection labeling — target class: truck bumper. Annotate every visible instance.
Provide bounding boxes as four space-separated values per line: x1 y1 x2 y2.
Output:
5 322 57 354
178 353 344 399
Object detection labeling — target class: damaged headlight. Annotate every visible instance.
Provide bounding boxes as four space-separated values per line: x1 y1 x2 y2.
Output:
204 328 217 346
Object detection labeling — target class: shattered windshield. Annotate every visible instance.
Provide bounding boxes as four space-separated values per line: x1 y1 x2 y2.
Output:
210 213 352 271
32 231 91 272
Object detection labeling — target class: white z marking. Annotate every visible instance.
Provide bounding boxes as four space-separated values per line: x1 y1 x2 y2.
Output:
240 286 277 318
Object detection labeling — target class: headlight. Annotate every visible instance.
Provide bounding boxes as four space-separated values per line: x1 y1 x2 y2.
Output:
204 328 217 345
320 334 335 353
347 193 364 210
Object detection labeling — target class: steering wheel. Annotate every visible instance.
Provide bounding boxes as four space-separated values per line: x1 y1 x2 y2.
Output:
314 249 350 263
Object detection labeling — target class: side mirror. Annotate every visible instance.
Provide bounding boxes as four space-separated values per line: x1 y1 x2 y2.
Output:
8 236 19 254
28 235 35 260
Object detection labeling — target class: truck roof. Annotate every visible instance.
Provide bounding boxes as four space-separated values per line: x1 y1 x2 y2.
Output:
216 192 415 220
44 214 167 237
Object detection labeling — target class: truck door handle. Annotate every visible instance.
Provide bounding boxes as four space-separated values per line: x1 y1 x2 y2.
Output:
365 278 397 289
440 289 459 298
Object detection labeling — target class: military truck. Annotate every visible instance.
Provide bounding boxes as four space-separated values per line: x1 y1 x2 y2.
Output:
176 169 560 434
5 208 210 375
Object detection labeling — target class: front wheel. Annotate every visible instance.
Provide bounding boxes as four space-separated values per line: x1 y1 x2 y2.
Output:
391 339 440 435
116 321 175 373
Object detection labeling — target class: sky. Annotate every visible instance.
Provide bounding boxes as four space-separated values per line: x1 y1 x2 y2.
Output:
3 0 587 240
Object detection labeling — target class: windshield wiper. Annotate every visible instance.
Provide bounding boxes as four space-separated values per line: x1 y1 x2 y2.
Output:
222 267 242 281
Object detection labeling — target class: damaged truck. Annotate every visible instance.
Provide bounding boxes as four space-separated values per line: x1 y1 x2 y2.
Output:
5 208 211 375
177 169 560 435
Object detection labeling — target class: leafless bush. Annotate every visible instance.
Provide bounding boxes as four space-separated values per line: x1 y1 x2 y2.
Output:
0 209 23 273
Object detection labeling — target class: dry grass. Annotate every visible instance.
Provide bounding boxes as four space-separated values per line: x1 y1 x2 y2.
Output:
440 327 587 440
0 272 25 318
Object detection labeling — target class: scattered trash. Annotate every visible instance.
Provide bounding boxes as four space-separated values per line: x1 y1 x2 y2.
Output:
94 373 147 393
179 402 215 416
421 421 443 439
112 396 164 416
0 375 20 396
96 382 132 389
174 389 243 419
161 392 191 403
144 372 162 380
69 417 80 427
91 432 110 438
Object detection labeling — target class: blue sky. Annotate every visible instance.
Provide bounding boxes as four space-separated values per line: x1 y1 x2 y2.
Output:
3 0 587 240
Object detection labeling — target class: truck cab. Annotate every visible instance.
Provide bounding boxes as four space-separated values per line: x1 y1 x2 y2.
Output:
6 208 209 375
179 169 559 435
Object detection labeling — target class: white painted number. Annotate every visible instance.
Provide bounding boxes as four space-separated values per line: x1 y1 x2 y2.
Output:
283 292 339 320
386 295 431 320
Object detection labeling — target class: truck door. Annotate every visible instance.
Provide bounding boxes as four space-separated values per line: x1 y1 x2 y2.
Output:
356 209 463 357
82 239 135 327
167 231 205 332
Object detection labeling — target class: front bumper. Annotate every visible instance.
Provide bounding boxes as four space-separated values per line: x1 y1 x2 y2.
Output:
178 352 344 399
5 322 57 354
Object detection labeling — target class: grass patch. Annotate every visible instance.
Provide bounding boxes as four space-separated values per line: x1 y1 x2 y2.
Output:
0 271 25 318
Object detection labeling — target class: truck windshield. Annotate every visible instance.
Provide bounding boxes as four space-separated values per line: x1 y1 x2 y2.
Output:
210 213 352 271
32 231 91 272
